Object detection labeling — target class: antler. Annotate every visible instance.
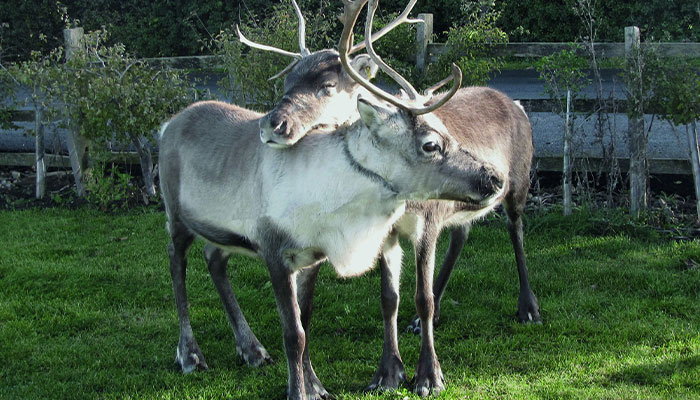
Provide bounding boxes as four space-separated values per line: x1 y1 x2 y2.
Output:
348 0 423 55
236 0 311 79
339 0 462 115
236 24 302 59
290 0 311 57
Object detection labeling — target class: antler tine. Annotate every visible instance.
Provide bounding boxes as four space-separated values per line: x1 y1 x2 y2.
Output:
268 60 301 81
290 0 310 57
414 63 462 114
364 0 419 100
348 0 422 55
338 0 407 109
236 24 302 60
338 0 369 61
423 73 454 98
339 0 461 115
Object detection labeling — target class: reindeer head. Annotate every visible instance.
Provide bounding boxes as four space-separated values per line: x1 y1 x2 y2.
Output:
258 50 377 148
237 0 379 148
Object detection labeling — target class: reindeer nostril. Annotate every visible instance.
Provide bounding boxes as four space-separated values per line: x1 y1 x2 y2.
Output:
491 174 504 191
478 170 504 198
274 119 289 137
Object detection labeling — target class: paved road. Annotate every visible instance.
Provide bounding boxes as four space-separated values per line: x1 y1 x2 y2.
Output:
1 69 692 170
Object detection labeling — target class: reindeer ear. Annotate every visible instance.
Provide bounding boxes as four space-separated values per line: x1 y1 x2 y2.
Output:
357 97 384 128
348 54 379 80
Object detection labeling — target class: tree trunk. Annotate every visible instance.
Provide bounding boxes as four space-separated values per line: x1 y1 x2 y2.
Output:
688 121 700 222
35 109 46 199
563 88 573 216
128 132 156 198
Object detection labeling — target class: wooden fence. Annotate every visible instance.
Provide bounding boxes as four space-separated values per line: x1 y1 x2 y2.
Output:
2 19 699 175
414 13 700 71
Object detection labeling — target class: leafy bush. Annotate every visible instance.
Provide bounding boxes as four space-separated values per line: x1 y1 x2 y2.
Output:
59 29 195 146
648 58 700 126
427 1 508 86
54 28 198 200
84 161 134 212
498 0 699 43
210 0 337 110
10 44 64 129
536 44 589 108
0 22 17 129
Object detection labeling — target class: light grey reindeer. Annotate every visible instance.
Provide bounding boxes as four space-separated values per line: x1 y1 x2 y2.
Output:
159 13 505 400
245 0 540 395
162 2 383 375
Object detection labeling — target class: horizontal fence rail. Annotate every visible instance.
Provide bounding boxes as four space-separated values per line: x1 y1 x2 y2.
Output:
2 19 698 175
426 42 700 63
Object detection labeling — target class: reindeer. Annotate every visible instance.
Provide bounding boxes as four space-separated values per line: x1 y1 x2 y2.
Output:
241 0 540 395
159 8 507 398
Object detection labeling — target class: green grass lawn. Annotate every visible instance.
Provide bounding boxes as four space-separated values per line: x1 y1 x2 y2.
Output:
1 207 698 399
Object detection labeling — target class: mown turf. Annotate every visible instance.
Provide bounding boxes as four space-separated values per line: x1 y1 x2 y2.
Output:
1 207 698 399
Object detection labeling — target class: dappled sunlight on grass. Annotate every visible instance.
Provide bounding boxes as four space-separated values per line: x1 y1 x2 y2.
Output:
1 207 699 399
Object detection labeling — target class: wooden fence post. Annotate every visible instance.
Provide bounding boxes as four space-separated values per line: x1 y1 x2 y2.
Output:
625 26 647 218
416 13 433 75
63 27 90 197
35 109 46 199
689 120 700 221
563 88 573 215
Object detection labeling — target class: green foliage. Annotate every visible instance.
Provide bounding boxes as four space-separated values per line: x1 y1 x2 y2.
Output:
0 22 17 130
363 11 419 86
0 0 70 62
10 43 64 129
647 58 700 126
84 162 134 212
2 0 699 61
427 1 508 86
58 29 195 146
536 43 590 111
498 0 699 43
211 0 337 110
53 28 198 204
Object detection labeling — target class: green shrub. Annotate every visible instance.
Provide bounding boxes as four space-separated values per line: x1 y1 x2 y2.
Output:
210 0 337 110
427 1 508 86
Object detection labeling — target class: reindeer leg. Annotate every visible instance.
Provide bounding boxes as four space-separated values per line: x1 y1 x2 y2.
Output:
297 264 330 399
506 213 541 324
167 220 207 373
260 226 308 400
408 224 469 334
367 230 406 391
202 244 272 367
413 220 445 396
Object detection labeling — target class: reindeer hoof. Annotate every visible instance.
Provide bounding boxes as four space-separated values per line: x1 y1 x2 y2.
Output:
366 357 406 392
176 345 208 373
407 317 421 335
413 356 445 397
516 291 542 324
237 342 273 367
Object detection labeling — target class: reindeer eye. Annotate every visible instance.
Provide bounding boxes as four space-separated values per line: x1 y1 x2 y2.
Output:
422 142 441 153
322 82 337 89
